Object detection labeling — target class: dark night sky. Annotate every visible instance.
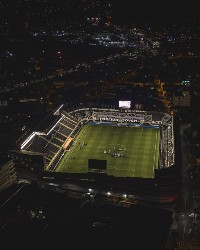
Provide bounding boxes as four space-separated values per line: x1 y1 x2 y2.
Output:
111 1 200 24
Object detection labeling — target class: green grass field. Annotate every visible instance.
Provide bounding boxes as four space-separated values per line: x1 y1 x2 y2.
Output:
55 124 160 178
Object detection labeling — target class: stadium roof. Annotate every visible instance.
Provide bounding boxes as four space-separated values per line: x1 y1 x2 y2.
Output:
9 150 45 156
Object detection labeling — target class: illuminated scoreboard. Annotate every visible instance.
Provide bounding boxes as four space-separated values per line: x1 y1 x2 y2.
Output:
119 101 131 109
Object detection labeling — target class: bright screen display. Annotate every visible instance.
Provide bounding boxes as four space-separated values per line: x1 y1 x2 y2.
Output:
119 101 131 108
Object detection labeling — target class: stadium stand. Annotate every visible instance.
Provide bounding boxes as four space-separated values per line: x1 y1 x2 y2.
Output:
17 112 80 171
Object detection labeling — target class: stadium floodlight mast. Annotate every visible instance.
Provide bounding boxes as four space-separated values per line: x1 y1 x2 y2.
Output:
53 104 64 115
47 116 63 135
21 132 36 149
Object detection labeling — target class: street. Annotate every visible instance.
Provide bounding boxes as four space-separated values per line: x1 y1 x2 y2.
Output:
166 125 200 249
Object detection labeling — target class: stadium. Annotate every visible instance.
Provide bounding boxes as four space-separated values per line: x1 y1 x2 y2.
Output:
10 104 179 204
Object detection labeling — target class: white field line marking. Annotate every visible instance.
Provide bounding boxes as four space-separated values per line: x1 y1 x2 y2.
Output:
60 125 89 171
153 131 158 174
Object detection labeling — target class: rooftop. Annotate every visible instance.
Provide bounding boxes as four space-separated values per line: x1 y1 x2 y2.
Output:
0 157 11 167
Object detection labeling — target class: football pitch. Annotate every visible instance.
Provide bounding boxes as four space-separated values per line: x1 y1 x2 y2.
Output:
55 124 160 178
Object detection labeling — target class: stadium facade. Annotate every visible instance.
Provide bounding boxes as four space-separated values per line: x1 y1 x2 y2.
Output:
9 105 180 204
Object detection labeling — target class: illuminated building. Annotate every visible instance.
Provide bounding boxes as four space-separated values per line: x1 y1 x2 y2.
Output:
0 158 17 192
